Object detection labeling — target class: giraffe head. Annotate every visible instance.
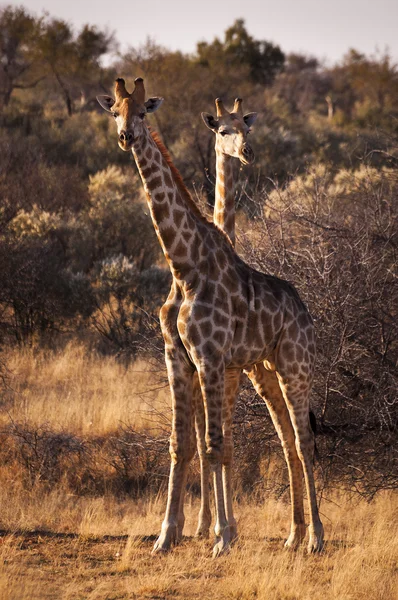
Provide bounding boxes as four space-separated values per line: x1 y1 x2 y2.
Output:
201 98 257 165
96 78 163 151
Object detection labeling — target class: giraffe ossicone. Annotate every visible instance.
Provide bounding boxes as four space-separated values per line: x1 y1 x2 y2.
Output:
97 78 324 557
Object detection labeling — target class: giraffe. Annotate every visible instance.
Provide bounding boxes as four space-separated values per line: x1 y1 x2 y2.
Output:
194 96 257 539
97 78 324 557
202 96 257 245
198 97 313 551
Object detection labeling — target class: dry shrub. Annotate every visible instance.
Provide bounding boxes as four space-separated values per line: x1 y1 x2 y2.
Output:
238 164 398 496
0 422 169 497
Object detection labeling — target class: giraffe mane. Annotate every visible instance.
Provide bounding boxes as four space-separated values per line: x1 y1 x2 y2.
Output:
149 129 233 246
150 130 206 219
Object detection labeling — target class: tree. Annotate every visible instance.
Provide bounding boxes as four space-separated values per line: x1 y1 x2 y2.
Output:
37 19 113 116
271 53 331 114
0 5 43 109
0 6 113 115
327 49 398 128
196 19 285 86
35 18 75 116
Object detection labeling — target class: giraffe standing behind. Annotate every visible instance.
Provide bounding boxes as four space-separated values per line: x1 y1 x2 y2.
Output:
203 97 257 246
97 78 324 557
198 97 315 552
193 96 257 539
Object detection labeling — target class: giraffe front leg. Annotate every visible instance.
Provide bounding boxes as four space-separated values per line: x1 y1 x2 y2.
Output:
193 375 212 538
222 369 241 542
196 455 212 538
197 357 230 557
212 465 231 558
153 461 189 553
177 413 196 541
153 348 194 554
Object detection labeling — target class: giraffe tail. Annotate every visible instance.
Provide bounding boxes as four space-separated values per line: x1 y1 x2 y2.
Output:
309 410 320 462
309 410 317 435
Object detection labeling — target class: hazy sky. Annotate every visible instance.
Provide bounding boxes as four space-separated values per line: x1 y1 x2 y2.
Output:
14 0 398 65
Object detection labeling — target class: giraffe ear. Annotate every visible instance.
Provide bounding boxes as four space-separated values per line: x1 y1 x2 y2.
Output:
243 112 257 127
201 112 219 131
145 97 164 113
96 95 116 112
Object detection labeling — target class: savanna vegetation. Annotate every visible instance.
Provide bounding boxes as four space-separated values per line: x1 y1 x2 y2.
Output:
0 4 397 598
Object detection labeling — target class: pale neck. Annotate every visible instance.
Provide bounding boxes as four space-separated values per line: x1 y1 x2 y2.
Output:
131 127 206 282
214 151 236 247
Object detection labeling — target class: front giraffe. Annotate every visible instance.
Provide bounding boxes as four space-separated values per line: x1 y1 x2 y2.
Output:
97 78 324 556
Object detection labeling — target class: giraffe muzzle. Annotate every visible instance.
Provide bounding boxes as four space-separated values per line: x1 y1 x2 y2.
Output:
118 130 134 150
240 144 255 165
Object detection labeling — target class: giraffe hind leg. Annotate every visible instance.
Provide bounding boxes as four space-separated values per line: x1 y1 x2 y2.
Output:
177 399 196 541
276 370 324 553
247 363 306 549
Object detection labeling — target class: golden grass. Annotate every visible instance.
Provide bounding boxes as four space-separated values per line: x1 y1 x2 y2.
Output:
4 343 171 435
0 487 396 599
0 344 397 599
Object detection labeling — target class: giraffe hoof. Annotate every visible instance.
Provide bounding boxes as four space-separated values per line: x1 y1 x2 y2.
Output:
307 524 325 553
212 529 231 558
284 526 306 550
212 539 230 558
195 511 212 538
152 543 168 555
284 539 299 551
307 536 324 553
152 525 179 554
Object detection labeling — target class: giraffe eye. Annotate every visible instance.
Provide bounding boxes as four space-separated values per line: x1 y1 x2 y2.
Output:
139 112 146 119
219 130 229 136
112 112 118 119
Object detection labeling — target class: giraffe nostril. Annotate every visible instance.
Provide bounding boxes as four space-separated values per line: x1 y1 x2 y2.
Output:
119 130 133 144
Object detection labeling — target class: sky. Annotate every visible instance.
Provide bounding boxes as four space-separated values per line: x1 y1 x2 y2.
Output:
12 0 398 65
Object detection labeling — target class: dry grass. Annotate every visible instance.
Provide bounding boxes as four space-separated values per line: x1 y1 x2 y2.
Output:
0 488 396 600
4 343 171 435
0 344 397 599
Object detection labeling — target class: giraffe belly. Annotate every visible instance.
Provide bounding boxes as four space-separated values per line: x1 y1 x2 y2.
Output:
223 308 277 370
227 344 274 370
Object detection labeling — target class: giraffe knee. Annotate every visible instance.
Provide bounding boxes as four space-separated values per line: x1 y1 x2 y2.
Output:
222 437 233 466
206 447 222 464
169 437 191 464
205 427 223 464
281 435 299 459
295 429 314 462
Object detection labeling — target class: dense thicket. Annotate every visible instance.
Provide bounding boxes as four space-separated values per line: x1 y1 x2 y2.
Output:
0 5 397 495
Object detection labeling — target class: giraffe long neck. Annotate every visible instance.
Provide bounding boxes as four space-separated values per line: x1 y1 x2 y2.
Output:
214 152 236 247
132 127 206 282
